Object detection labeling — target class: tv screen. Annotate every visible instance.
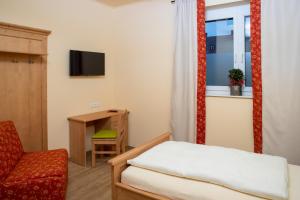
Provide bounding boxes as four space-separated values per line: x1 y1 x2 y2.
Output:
70 50 105 76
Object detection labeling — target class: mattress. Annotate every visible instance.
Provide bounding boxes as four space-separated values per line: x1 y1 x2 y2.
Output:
128 141 288 199
121 164 300 200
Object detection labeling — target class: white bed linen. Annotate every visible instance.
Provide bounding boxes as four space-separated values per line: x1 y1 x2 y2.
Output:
121 165 300 200
128 141 288 200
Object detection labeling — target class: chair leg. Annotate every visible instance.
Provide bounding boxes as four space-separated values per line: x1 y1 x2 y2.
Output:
99 145 104 158
92 142 96 168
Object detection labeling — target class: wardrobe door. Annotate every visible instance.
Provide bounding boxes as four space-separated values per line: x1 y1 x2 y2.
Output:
28 55 43 151
0 53 43 151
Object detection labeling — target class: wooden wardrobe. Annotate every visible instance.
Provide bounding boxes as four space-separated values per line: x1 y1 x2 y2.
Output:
0 22 50 151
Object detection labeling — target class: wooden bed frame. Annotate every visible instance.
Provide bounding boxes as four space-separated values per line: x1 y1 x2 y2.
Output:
108 133 172 200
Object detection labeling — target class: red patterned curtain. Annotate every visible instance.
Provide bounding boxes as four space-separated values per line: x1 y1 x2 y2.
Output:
251 0 262 153
196 0 206 144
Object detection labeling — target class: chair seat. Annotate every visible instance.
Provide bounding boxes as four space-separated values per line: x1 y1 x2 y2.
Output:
4 149 68 185
92 129 117 139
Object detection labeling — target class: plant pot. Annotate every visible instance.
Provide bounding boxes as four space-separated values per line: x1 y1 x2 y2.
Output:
230 85 242 96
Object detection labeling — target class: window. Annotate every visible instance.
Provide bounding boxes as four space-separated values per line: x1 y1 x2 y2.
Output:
244 16 251 87
206 18 234 86
206 4 252 96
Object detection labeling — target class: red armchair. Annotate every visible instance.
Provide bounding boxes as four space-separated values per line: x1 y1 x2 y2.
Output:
0 121 68 200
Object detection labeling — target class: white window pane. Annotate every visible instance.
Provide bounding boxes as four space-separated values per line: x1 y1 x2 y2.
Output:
245 16 252 87
206 18 234 86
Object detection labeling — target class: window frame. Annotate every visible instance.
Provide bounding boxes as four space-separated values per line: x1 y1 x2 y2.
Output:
205 4 252 97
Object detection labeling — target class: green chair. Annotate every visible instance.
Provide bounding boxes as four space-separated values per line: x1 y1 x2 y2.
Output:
91 110 128 167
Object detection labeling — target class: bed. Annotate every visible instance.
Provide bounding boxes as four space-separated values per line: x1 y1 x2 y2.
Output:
108 133 300 200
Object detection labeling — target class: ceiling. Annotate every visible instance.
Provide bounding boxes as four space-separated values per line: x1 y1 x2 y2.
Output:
95 0 145 7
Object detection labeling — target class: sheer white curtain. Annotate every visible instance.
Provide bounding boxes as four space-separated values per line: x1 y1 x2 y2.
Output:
171 0 197 142
261 0 300 165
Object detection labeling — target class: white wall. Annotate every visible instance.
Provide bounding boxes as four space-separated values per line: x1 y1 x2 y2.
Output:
0 0 116 151
206 97 253 151
112 0 175 147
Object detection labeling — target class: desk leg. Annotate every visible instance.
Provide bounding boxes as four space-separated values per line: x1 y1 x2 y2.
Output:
69 120 86 166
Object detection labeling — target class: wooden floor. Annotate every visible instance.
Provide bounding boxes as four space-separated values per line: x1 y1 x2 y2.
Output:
67 156 112 200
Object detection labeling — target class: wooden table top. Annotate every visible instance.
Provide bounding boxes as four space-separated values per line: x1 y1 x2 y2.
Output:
68 109 123 123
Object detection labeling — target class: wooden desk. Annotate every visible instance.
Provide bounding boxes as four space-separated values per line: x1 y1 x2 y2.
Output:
68 109 128 166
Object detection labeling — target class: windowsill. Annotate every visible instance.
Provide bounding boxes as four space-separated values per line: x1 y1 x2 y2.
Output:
206 87 253 99
206 94 253 99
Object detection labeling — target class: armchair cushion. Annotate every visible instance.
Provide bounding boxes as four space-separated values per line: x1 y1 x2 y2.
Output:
4 149 68 183
0 121 24 181
1 149 68 200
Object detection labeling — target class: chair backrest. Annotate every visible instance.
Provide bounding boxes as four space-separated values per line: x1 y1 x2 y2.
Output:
0 121 24 181
111 110 128 141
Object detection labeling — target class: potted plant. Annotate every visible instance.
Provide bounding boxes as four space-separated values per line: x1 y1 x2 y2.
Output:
228 69 244 96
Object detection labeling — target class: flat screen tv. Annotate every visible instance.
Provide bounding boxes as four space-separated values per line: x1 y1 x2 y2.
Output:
70 50 105 76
